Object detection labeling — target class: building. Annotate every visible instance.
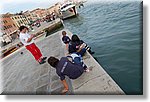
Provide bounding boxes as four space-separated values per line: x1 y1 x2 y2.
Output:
0 13 18 43
29 10 39 21
47 3 62 17
30 8 47 20
11 13 30 28
23 10 33 23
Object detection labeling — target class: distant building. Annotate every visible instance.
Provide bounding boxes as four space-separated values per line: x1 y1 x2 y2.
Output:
47 3 61 17
11 14 30 28
0 13 18 43
30 8 47 20
23 10 33 23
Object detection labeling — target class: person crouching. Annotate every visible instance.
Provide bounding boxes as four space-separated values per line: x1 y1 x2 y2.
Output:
47 55 89 94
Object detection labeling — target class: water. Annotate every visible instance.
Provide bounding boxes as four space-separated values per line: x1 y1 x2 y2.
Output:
63 1 142 94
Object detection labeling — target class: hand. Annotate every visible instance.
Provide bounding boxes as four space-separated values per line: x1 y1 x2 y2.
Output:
84 68 90 72
31 34 35 38
61 88 68 94
61 80 69 94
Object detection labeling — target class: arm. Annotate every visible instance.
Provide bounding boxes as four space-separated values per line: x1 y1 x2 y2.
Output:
27 34 35 43
77 43 85 52
57 71 69 93
77 46 83 52
61 79 69 93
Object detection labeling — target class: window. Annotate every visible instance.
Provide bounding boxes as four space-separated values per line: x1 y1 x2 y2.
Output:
3 26 6 30
17 21 20 25
13 24 16 27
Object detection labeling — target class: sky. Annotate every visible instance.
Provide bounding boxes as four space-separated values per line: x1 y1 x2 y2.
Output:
0 0 63 14
0 0 141 14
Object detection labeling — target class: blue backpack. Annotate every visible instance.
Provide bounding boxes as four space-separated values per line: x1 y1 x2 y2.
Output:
67 53 87 69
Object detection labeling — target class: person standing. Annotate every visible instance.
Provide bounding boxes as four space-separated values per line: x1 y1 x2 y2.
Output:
61 31 71 50
19 26 47 64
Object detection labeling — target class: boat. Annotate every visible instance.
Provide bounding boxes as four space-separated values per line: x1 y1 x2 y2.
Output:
60 2 78 19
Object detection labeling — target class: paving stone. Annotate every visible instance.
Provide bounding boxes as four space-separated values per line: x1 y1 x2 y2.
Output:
4 79 13 88
5 79 17 92
31 69 41 80
51 87 63 95
51 75 59 81
36 84 50 95
51 80 63 89
19 75 29 88
37 74 49 88
24 80 38 92
40 64 49 76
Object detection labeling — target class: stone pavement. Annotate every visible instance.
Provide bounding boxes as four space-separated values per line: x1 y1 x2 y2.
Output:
0 29 125 95
1 30 72 95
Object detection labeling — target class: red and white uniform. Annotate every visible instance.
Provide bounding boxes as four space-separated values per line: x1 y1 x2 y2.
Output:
19 33 42 62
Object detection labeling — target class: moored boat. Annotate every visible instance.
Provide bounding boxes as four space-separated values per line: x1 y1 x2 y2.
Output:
60 2 78 19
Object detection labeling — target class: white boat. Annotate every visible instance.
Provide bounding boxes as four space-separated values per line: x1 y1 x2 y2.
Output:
60 2 78 19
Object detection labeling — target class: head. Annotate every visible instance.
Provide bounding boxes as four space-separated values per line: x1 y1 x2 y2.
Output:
62 31 66 36
71 34 80 42
19 26 28 33
48 56 59 68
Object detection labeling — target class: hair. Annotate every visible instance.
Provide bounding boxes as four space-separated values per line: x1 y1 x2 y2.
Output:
19 26 28 32
62 31 66 36
47 56 59 68
71 34 80 42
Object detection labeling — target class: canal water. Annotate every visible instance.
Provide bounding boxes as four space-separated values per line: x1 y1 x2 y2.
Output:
63 1 142 94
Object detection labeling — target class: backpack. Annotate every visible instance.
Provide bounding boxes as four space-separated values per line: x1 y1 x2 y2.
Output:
67 53 86 69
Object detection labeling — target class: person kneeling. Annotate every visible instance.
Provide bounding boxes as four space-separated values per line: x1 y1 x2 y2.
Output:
68 35 94 56
47 55 89 94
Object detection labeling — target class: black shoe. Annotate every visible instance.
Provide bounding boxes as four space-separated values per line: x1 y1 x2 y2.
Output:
90 51 95 54
88 50 95 54
42 57 47 61
39 60 46 64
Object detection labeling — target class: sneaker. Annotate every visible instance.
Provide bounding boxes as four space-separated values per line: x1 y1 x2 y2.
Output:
42 57 47 61
39 60 46 64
